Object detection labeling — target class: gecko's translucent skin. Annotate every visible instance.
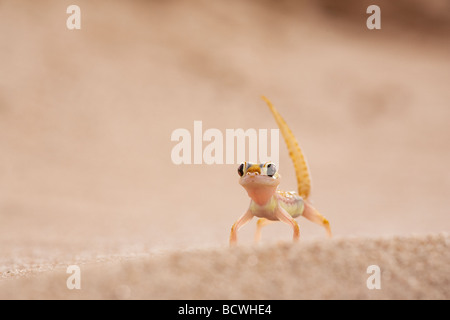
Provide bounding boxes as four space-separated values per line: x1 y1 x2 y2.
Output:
229 97 332 245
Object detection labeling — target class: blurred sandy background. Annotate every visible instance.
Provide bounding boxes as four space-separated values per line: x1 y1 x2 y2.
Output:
0 0 449 299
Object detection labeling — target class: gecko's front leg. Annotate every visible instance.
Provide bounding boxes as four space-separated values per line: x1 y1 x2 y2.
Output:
275 206 300 242
229 210 254 246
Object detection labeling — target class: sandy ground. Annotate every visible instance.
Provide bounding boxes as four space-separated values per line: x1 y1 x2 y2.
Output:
1 234 449 299
0 0 449 299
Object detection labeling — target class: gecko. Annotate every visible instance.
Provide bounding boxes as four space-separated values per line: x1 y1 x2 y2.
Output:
229 96 332 245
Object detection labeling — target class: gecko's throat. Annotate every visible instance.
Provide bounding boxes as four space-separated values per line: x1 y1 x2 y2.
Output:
239 174 280 206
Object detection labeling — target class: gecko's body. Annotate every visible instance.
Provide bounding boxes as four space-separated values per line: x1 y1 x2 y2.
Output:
250 190 304 221
229 97 332 245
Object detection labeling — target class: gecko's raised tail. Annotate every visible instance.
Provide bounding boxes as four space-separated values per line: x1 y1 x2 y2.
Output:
262 96 312 200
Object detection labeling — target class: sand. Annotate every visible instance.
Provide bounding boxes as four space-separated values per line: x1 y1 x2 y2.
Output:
0 1 449 300
1 234 449 299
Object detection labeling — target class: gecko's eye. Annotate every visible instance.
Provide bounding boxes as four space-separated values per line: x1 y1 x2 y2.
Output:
237 163 245 177
266 163 277 177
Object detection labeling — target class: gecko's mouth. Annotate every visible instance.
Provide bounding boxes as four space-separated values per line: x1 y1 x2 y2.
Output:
239 173 279 188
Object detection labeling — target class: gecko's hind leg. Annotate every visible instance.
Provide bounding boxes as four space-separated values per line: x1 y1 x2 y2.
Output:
254 218 275 243
303 201 332 237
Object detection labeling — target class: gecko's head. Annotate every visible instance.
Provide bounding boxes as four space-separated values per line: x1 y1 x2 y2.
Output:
238 162 280 205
